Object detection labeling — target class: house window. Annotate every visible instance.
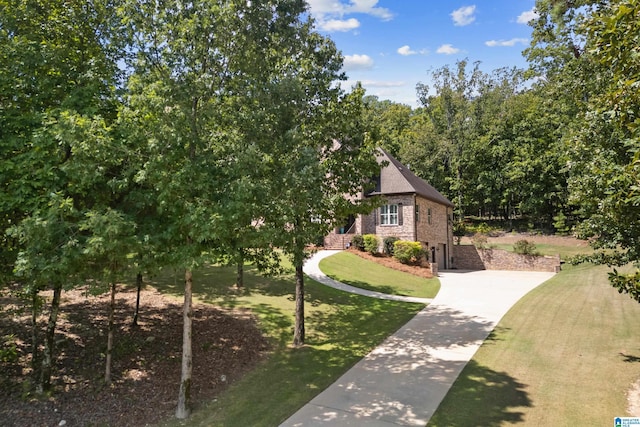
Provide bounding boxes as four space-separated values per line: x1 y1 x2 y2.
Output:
415 204 420 223
428 208 432 225
380 204 398 225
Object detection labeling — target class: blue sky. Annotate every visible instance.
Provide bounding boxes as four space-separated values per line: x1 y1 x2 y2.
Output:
306 0 539 107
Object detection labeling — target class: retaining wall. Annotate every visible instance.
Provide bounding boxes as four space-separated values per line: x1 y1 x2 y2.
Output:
453 245 561 273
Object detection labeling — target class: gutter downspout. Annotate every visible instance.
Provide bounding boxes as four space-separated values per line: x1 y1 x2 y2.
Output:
413 194 417 242
447 206 452 269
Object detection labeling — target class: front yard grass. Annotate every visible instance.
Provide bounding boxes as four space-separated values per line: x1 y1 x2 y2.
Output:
429 263 640 426
318 251 440 298
153 260 423 426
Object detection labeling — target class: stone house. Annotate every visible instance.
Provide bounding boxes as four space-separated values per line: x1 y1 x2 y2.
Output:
324 148 455 269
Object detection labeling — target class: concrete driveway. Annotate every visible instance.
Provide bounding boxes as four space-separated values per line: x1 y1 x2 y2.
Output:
280 251 555 426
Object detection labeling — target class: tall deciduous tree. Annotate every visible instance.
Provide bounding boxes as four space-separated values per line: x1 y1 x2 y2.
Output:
120 0 378 415
121 0 230 416
567 0 640 298
1 0 127 392
267 85 379 347
416 59 487 220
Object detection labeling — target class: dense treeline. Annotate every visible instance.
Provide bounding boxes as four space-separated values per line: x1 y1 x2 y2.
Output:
364 63 571 229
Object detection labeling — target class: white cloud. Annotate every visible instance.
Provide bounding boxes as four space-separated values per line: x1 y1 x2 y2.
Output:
451 5 476 26
348 0 393 20
436 44 461 55
485 38 529 47
307 0 393 23
517 8 539 24
343 54 374 70
321 18 360 32
397 45 417 56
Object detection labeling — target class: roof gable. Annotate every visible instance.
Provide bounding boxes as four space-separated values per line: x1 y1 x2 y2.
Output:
370 148 454 207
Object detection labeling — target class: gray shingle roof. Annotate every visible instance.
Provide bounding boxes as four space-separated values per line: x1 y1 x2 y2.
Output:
369 147 454 207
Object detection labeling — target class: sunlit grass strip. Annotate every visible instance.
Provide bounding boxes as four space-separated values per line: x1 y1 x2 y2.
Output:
319 250 440 298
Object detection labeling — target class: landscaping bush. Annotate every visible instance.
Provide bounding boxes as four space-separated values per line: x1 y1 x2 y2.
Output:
363 234 379 254
513 239 539 256
383 236 399 255
350 234 364 251
467 222 493 234
471 233 489 249
393 240 423 264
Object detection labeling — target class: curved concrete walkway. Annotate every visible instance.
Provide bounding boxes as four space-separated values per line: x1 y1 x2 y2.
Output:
281 250 556 427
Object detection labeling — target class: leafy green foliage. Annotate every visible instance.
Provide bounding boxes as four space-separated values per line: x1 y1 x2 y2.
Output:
609 270 640 303
393 240 423 264
0 335 18 364
466 222 499 235
471 234 489 250
551 0 640 297
350 234 364 251
363 234 379 254
383 236 399 255
513 239 539 256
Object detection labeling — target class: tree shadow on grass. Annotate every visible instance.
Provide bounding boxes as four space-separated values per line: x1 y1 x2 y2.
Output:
150 264 329 307
620 353 640 363
428 360 532 426
187 286 424 427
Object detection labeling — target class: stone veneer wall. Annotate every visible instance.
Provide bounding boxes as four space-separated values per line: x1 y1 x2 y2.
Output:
453 245 561 273
452 245 486 270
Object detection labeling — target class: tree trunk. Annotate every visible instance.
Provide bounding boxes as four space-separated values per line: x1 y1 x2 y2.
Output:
292 263 305 347
236 261 243 288
39 282 62 394
176 268 193 419
132 272 143 326
105 282 116 384
456 163 464 222
31 289 40 382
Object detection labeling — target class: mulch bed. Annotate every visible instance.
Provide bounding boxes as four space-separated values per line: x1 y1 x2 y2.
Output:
346 249 434 279
0 285 270 427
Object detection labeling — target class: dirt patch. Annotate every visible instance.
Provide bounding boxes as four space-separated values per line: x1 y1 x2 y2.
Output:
0 285 270 427
628 379 640 416
347 249 434 279
460 232 588 247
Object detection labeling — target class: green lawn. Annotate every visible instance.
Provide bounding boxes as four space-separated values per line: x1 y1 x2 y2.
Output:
490 242 593 260
318 251 440 298
429 263 640 426
153 260 423 426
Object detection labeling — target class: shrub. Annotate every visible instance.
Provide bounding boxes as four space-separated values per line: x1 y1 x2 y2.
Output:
383 236 399 255
471 233 488 249
350 234 364 251
393 240 423 264
363 234 379 254
0 335 18 364
468 222 492 234
513 239 539 256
